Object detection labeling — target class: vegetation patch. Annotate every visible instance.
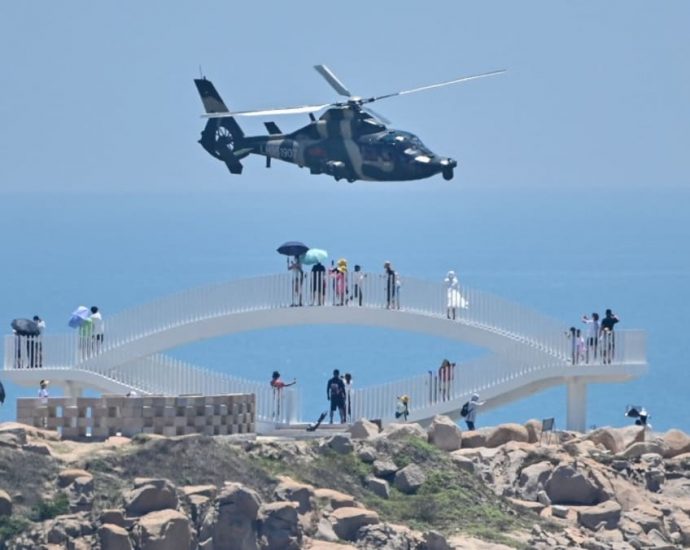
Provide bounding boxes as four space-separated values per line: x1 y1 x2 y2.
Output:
0 516 29 548
31 492 69 521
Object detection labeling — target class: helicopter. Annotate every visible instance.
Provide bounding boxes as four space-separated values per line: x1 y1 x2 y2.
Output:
194 65 505 183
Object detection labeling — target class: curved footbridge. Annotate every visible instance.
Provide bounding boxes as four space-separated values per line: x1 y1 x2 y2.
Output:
3 273 647 431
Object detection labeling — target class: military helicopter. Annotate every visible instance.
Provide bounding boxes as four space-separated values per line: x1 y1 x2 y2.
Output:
194 65 504 183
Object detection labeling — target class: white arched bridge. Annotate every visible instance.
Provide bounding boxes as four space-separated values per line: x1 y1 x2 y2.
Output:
3 273 647 431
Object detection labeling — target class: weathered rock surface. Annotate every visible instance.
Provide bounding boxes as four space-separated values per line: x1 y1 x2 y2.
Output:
518 461 553 501
313 488 359 510
348 419 379 440
393 464 426 494
577 500 622 530
365 475 390 499
661 429 690 458
0 489 12 517
524 419 542 444
329 507 379 541
461 430 488 448
274 476 314 514
486 423 529 448
98 523 133 550
133 509 194 550
378 422 426 441
124 478 178 516
257 501 301 550
198 483 261 550
372 458 398 478
545 464 606 505
427 415 463 451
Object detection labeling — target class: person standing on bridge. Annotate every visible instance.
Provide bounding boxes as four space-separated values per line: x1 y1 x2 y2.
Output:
327 369 346 424
89 306 104 353
464 394 484 431
384 261 397 309
271 371 296 420
289 256 304 307
600 309 620 364
582 312 600 363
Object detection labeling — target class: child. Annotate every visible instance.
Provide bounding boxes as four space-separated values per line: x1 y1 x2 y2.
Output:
395 395 410 421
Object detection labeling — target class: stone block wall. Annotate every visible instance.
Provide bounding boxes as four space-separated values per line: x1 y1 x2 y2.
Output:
16 394 255 439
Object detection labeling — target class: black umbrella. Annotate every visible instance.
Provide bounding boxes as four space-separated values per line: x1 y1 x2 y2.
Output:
277 241 309 257
0 381 5 405
11 318 40 337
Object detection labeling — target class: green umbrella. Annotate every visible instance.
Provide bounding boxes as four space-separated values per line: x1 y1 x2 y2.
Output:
301 248 328 265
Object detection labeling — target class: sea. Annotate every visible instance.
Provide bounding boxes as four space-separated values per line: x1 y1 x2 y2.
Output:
1 182 688 432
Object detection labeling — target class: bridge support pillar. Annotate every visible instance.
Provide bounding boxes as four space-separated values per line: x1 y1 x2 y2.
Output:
566 379 587 432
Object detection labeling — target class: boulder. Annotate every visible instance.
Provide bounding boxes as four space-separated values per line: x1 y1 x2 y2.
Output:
133 509 193 550
322 434 353 455
671 511 690 546
365 475 390 499
524 419 542 444
100 509 127 527
461 430 488 448
356 446 377 464
379 422 426 441
393 464 426 494
181 485 218 500
586 428 625 454
0 489 11 517
619 441 667 460
98 523 133 550
617 425 646 448
485 423 529 448
661 429 690 459
329 507 379 541
313 488 358 510
577 500 621 530
518 461 553 501
274 477 314 515
199 482 261 550
257 501 301 550
623 504 664 533
0 425 28 445
372 458 398 478
545 464 606 505
427 415 462 452
348 419 379 440
356 523 422 548
188 494 211 527
124 479 178 516
58 469 92 488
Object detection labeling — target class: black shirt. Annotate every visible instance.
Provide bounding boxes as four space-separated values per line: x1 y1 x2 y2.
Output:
327 376 345 401
601 316 619 332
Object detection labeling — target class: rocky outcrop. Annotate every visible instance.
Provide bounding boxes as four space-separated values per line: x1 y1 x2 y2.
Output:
329 507 379 541
427 415 463 451
274 477 315 515
132 509 194 550
365 475 390 499
98 523 133 550
393 464 426 494
124 478 178 516
257 501 302 550
461 430 488 448
198 483 261 550
378 422 426 441
348 419 379 440
485 423 529 448
661 429 690 458
545 464 607 505
313 488 359 510
577 500 622 530
518 461 553 501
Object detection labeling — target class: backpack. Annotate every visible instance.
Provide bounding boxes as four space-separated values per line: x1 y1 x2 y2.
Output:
460 401 470 418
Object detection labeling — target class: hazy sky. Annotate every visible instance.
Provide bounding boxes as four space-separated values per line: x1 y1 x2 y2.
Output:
1 1 688 193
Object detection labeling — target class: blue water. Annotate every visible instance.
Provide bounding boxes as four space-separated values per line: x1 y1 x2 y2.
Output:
1 183 688 432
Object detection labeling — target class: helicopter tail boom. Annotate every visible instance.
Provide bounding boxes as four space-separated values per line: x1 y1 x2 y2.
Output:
194 78 246 174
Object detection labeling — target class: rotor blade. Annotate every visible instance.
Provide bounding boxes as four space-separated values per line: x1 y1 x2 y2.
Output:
202 103 330 118
364 69 506 104
314 64 352 97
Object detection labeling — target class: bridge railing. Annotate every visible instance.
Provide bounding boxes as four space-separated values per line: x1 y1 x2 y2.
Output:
351 329 648 423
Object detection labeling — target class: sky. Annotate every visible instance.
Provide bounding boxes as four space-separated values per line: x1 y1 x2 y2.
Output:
1 1 688 193
1 2 689 429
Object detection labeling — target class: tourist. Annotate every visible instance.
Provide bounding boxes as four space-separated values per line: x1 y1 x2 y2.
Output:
311 261 326 306
567 326 578 364
582 312 600 363
343 372 354 422
395 395 410 421
576 329 586 364
30 315 45 368
384 261 396 309
353 265 365 306
327 369 346 424
38 379 49 404
270 370 296 390
600 309 620 364
270 370 296 420
335 259 348 306
438 359 455 401
79 316 94 359
90 306 104 352
288 256 304 307
464 393 484 431
445 270 461 320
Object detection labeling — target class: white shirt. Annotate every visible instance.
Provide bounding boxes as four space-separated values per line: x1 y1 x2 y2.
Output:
38 388 49 404
90 312 104 335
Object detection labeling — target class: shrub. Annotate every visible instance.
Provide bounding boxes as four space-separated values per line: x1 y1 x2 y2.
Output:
31 492 70 521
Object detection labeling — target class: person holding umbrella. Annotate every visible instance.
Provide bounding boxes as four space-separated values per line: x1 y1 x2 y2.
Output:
10 318 41 368
276 241 309 307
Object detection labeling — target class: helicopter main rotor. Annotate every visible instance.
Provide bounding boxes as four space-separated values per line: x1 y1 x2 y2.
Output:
202 65 506 120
